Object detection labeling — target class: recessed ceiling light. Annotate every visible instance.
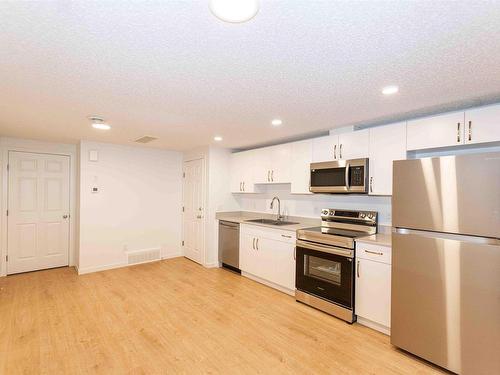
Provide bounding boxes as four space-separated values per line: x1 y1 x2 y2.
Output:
89 116 111 130
209 0 259 23
271 119 283 126
382 85 399 95
92 123 111 130
214 136 223 141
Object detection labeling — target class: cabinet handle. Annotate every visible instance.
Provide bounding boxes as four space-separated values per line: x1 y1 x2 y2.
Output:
334 144 337 159
457 122 461 143
239 182 242 191
294 246 296 260
242 182 245 191
339 144 343 159
256 238 259 250
252 238 256 250
267 170 270 182
365 249 383 256
369 176 373 193
357 260 360 278
468 120 472 141
271 170 274 182
281 234 292 238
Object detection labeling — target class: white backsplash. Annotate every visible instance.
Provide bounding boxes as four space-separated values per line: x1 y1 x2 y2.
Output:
234 184 392 225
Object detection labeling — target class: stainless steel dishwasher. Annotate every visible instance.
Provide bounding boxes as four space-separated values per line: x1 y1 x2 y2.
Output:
218 221 240 272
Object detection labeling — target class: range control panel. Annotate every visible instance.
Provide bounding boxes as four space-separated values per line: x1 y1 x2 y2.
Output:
320 208 377 225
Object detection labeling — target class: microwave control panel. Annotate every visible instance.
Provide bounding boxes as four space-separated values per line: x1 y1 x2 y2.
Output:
350 166 365 186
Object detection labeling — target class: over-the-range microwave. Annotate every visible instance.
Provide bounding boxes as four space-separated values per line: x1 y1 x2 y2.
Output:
309 158 369 194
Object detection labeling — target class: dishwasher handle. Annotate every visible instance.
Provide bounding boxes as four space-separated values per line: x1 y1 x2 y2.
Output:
219 221 240 229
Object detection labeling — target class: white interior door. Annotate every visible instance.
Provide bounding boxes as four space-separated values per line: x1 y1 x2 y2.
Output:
7 151 70 275
182 158 204 264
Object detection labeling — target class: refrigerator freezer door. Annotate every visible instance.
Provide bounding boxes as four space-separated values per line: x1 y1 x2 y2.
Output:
391 229 500 374
392 152 500 238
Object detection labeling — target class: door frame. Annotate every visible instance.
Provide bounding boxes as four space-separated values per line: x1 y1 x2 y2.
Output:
0 138 77 277
181 156 207 266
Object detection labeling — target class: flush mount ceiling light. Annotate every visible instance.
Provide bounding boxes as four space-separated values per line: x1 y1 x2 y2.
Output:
214 136 223 141
382 85 399 95
209 0 260 23
271 119 283 126
89 116 111 130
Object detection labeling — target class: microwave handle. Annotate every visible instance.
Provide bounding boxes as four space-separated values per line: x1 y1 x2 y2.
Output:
345 162 350 189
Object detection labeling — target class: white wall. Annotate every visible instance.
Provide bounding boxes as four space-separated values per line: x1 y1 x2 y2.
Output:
235 184 392 225
78 141 183 274
206 147 238 266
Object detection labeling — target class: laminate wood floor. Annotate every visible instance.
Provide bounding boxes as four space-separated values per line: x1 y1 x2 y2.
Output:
0 257 446 374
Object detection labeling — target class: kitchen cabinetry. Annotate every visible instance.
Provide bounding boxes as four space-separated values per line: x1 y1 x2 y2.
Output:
355 242 391 335
254 144 292 184
407 111 465 150
368 122 407 195
239 224 296 293
311 130 369 162
290 139 313 194
464 103 500 144
230 150 256 193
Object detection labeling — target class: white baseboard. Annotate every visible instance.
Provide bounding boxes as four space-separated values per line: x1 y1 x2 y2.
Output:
77 261 129 275
241 271 295 296
204 261 220 268
356 316 390 335
162 252 183 260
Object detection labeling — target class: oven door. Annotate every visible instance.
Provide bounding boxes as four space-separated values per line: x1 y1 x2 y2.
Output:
295 240 354 309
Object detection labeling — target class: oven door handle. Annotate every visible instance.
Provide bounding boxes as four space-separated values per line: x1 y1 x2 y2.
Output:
296 240 354 258
344 162 350 190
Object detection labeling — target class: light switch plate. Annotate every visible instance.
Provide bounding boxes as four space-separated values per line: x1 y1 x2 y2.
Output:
89 150 99 162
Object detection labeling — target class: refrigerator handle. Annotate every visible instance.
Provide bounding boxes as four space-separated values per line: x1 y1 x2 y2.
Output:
393 227 500 246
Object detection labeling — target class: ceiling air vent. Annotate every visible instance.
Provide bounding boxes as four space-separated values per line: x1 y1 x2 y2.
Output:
134 135 158 144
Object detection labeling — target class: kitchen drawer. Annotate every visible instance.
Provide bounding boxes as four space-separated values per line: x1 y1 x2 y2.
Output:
240 224 296 244
356 243 391 264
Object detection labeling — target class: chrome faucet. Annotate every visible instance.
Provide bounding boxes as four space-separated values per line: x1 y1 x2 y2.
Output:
270 196 283 221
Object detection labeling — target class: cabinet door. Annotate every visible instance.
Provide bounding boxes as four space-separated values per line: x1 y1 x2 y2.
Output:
407 111 465 150
355 258 391 328
290 139 313 194
230 152 245 193
338 129 369 160
239 233 258 275
312 135 338 162
252 147 271 184
241 150 256 193
258 237 296 290
269 144 292 183
369 122 406 195
465 104 500 144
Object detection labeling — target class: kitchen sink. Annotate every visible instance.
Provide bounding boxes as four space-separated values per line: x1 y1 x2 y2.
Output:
244 218 299 226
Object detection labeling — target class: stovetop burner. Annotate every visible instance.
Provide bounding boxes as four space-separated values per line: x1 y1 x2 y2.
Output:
297 208 378 249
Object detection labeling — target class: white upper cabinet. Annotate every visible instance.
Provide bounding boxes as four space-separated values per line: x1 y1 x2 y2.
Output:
253 144 292 184
312 135 338 162
407 111 465 150
311 130 369 162
368 122 407 195
337 129 370 160
464 104 500 144
230 151 256 193
290 139 313 194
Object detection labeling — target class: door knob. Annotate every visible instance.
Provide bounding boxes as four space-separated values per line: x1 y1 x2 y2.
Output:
63 215 69 219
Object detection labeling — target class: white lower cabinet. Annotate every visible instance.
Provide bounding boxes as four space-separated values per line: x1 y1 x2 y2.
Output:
355 243 391 334
239 224 296 293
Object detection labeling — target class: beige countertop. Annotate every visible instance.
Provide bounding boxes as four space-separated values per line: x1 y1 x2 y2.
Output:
356 232 392 247
216 211 320 232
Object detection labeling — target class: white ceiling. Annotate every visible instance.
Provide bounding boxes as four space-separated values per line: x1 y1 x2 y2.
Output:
1 1 500 151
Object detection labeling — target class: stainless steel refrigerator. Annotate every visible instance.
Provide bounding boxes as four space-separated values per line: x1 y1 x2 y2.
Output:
391 152 500 375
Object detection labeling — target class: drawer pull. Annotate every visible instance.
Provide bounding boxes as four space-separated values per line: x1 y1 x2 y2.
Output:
281 234 292 238
365 249 383 256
